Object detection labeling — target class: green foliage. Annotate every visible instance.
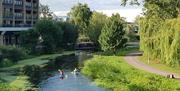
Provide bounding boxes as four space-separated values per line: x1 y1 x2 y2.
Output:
20 20 78 53
138 0 180 67
10 76 38 91
0 76 37 91
59 22 78 49
99 14 127 52
0 82 12 91
159 17 180 67
82 56 180 91
0 46 27 63
20 65 42 85
19 29 39 53
0 59 14 67
20 19 64 54
36 19 63 53
87 12 108 48
39 4 53 19
121 0 140 6
69 3 92 36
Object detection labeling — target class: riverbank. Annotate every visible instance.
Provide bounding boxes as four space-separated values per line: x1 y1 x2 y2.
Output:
82 55 180 91
0 51 74 83
0 51 74 91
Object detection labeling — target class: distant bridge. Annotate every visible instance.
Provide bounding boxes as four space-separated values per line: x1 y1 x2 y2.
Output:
75 42 96 51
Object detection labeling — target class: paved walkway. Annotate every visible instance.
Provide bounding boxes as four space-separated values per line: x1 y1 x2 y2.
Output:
124 52 180 79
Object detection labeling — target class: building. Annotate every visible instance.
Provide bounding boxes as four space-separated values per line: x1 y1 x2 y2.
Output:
0 0 39 45
53 15 69 22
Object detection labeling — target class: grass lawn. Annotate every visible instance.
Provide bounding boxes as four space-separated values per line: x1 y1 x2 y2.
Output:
0 51 74 83
139 57 180 74
82 55 180 91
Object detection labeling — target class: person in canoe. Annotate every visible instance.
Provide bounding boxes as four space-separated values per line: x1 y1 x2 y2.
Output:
58 69 64 80
72 68 79 75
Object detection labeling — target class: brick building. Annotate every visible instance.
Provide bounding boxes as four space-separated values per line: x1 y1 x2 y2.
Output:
0 0 39 45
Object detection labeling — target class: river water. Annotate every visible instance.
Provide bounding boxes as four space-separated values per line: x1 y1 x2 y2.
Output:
40 51 106 91
40 72 106 91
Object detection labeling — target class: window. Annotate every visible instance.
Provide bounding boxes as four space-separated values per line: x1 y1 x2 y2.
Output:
3 0 13 4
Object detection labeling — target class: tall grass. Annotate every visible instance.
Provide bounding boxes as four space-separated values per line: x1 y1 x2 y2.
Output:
82 56 180 91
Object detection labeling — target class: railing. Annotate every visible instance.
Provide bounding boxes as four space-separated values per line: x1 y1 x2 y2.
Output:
26 15 32 19
14 24 32 27
2 24 13 27
33 3 38 9
14 13 23 19
14 1 23 9
3 15 13 19
33 15 38 19
14 1 23 6
2 0 13 5
26 2 32 10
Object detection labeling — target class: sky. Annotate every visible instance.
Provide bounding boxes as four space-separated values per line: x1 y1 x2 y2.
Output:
40 0 143 22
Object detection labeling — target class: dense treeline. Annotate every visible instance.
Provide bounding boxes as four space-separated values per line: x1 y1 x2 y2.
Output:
69 4 128 52
19 19 78 54
127 0 180 67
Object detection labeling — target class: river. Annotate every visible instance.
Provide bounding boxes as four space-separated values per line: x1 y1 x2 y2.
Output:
40 51 106 91
40 71 106 91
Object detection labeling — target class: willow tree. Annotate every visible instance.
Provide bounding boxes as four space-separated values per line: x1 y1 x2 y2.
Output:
122 0 180 66
159 17 180 67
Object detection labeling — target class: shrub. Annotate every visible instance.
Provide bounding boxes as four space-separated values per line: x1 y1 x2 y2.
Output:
0 46 27 63
0 58 14 67
0 82 11 91
20 65 42 85
10 76 38 91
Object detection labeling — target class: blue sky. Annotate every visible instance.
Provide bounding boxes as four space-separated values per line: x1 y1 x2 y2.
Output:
40 0 143 22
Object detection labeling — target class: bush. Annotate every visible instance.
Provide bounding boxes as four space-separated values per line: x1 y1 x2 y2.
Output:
0 46 27 63
20 65 42 85
0 82 11 91
0 59 14 67
82 56 180 91
10 76 38 91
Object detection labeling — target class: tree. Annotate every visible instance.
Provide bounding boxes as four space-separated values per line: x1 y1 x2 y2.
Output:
35 19 63 53
87 12 108 48
39 4 53 19
122 0 180 66
121 0 140 6
59 22 78 49
125 24 137 41
99 14 127 52
19 29 39 53
68 3 92 36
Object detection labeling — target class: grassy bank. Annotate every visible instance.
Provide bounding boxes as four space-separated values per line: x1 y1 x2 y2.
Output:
0 51 74 91
0 51 74 83
139 56 180 74
82 55 180 91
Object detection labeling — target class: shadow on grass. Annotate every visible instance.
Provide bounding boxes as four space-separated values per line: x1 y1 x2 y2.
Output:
96 47 140 56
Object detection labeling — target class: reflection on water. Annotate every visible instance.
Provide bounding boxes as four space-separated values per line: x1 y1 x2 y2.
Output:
40 72 106 91
40 51 106 91
75 51 93 68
